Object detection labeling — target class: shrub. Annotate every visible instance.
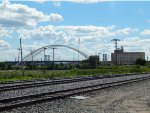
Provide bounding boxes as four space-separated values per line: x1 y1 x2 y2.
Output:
134 65 140 68
135 58 146 66
130 68 142 73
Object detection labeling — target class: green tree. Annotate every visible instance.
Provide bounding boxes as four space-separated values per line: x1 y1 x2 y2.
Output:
135 58 146 66
88 55 99 69
80 59 89 69
26 63 37 70
7 64 12 70
0 62 7 70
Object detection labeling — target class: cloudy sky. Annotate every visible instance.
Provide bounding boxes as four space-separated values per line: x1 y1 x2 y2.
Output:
0 0 150 61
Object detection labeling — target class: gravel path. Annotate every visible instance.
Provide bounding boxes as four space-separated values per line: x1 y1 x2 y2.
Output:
2 75 150 113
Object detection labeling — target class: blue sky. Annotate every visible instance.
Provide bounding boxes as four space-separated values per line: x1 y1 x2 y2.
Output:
0 0 150 61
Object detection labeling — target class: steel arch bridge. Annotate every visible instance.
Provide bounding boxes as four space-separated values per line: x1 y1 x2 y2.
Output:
19 45 88 64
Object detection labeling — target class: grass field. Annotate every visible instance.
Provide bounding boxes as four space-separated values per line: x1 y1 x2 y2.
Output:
0 66 150 82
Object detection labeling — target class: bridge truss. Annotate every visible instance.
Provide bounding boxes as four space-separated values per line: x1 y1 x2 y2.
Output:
18 45 89 65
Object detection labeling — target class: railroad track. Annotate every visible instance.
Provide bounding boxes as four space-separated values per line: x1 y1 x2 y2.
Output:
0 73 137 92
0 77 102 92
0 74 150 112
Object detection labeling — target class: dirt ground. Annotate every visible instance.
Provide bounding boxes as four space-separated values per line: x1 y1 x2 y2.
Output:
74 79 150 113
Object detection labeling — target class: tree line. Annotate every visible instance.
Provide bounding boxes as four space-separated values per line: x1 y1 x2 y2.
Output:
0 56 148 70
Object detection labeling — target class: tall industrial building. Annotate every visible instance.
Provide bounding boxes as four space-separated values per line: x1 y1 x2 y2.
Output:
111 47 145 65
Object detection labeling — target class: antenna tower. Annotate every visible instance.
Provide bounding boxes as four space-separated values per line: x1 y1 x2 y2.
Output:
111 39 120 67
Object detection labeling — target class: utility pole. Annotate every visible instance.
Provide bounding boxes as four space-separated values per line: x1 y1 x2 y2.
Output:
20 38 23 66
19 38 24 75
111 39 120 68
17 48 20 62
43 48 46 61
98 53 101 66
52 47 57 62
31 50 33 62
78 38 80 61
51 47 57 70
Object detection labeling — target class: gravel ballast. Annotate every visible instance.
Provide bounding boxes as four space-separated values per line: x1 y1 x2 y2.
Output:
0 74 149 100
4 78 150 113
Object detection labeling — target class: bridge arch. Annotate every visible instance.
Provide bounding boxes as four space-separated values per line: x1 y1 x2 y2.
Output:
20 45 89 63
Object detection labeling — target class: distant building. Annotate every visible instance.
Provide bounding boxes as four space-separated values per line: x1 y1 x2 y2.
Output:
111 47 145 65
103 54 107 61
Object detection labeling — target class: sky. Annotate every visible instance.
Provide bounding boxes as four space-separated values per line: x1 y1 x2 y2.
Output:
0 0 150 61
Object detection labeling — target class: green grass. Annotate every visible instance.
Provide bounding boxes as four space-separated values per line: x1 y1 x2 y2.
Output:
0 66 150 82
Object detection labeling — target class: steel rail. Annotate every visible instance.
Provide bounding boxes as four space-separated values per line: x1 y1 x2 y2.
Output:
0 76 102 92
0 74 135 92
0 75 150 112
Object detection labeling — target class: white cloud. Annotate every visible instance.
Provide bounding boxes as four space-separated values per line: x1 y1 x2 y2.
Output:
31 0 46 3
17 25 140 46
140 29 150 35
53 1 61 7
117 28 138 35
68 0 104 4
17 26 67 44
56 25 116 41
0 27 11 37
49 13 63 21
121 37 142 47
29 0 104 3
0 48 23 61
0 0 63 28
29 0 102 7
119 37 150 58
17 25 117 46
0 39 11 50
7 0 147 4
